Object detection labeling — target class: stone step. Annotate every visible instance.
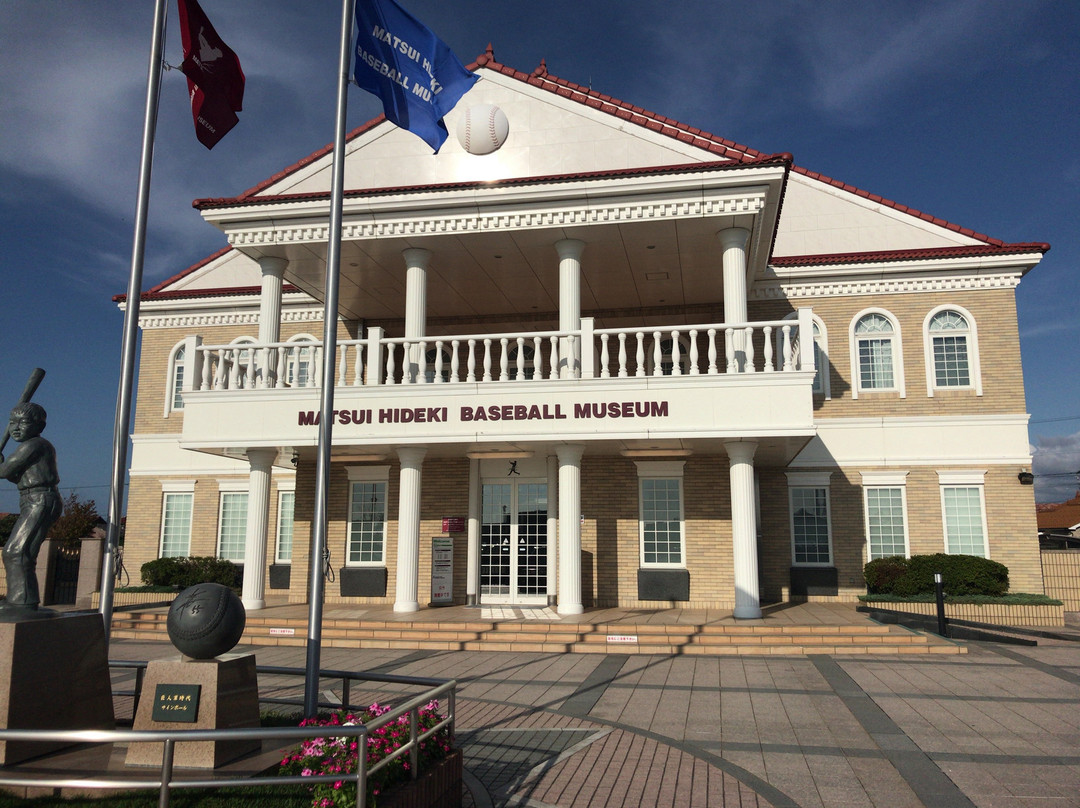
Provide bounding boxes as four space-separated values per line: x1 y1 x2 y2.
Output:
109 610 962 655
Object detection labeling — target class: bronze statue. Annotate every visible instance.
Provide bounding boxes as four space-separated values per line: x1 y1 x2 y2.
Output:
0 387 61 615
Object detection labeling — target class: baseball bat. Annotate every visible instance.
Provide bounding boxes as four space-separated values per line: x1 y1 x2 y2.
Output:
0 368 46 455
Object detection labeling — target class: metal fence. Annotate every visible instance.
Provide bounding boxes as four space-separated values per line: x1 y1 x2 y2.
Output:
0 660 457 808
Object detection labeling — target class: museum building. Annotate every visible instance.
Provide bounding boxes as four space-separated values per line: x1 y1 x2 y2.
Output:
118 49 1046 618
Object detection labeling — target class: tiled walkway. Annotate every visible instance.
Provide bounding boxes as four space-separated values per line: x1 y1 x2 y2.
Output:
97 624 1080 808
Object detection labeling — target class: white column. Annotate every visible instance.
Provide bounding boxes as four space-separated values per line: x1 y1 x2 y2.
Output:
403 248 430 382
257 256 287 387
555 239 585 379
546 454 558 607
725 440 761 619
394 447 427 612
466 457 480 605
241 448 277 611
718 228 750 372
556 445 585 615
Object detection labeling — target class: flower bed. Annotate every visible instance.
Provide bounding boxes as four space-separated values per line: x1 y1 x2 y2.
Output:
279 701 456 808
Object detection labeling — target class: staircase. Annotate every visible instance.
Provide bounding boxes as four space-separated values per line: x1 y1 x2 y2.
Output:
109 608 965 656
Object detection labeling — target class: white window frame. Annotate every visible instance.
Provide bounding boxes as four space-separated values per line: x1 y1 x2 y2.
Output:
165 340 188 416
275 482 296 564
284 334 319 388
216 479 249 563
860 471 910 561
159 481 196 558
787 472 833 566
346 466 390 567
937 470 989 558
635 461 686 568
923 304 982 397
849 308 906 399
782 312 830 399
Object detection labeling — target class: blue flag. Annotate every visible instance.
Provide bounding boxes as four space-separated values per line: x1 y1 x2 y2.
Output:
353 0 478 152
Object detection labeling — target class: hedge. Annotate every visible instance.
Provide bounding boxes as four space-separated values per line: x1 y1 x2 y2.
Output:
864 553 1009 597
140 556 241 589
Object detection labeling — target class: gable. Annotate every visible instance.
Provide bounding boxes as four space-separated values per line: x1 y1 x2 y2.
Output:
773 172 985 257
252 65 732 198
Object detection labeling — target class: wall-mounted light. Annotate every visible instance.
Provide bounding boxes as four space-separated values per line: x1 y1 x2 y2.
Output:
1017 471 1034 485
466 450 534 460
620 448 692 458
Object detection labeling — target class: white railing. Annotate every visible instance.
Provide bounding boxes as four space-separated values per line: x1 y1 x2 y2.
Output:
187 309 814 393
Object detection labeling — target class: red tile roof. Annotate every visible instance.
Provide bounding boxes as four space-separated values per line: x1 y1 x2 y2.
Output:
193 155 791 211
771 243 1050 268
1037 492 1080 531
200 47 1027 251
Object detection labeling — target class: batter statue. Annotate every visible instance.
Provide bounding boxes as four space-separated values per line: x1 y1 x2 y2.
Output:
0 402 61 613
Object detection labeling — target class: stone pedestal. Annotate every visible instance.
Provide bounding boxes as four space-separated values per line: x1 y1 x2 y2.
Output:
0 613 115 765
125 654 260 769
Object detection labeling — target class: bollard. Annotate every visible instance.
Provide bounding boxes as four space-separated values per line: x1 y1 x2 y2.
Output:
934 572 947 636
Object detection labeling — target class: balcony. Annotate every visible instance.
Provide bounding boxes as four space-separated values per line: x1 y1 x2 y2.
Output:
178 310 817 458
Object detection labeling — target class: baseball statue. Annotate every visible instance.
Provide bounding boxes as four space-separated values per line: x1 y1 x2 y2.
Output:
0 369 61 619
167 583 247 659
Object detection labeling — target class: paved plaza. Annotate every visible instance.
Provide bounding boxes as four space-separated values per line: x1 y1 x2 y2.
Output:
104 621 1080 808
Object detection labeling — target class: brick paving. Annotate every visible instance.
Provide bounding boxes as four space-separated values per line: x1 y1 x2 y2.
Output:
34 606 1080 807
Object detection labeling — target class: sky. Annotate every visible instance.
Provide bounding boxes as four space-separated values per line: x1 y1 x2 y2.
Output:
0 0 1078 514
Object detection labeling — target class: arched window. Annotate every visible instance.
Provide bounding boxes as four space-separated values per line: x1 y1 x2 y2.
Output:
165 340 187 416
506 341 536 380
229 337 257 389
782 313 830 399
923 306 981 396
656 335 692 376
285 335 318 388
849 310 905 398
424 346 453 383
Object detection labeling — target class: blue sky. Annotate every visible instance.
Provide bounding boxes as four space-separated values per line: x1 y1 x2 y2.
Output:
1 0 1078 513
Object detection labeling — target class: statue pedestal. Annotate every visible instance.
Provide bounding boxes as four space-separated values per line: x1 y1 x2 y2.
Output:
125 654 260 769
0 613 115 765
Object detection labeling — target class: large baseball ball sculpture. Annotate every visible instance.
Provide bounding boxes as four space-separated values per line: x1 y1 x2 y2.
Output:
456 104 510 155
166 583 247 659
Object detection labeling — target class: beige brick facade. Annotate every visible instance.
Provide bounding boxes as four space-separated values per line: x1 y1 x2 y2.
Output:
121 278 1042 609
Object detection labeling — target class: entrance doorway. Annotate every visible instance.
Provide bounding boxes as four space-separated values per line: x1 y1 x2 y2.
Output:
480 480 548 605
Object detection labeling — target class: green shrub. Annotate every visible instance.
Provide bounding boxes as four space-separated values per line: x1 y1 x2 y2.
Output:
141 556 241 589
863 553 1009 597
864 556 909 594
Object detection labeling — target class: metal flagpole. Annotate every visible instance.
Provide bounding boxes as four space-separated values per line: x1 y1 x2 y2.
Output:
305 0 356 717
99 0 169 642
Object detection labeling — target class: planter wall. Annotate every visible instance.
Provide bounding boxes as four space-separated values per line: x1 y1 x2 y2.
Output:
1041 550 1080 612
378 748 462 808
862 600 1064 627
91 591 178 608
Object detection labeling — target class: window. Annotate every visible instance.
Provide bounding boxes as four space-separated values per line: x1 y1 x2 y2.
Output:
165 341 188 415
636 461 685 566
424 346 453 383
850 310 905 398
861 472 909 560
923 306 981 396
783 312 830 398
506 341 536 380
347 467 390 565
656 335 691 376
275 488 295 564
229 337 257 389
160 487 194 558
788 473 832 565
938 471 988 557
285 336 317 388
217 490 248 562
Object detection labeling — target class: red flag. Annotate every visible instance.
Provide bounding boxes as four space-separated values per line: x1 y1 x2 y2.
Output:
177 0 245 149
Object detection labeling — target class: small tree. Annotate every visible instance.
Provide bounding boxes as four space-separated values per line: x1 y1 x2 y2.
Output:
49 493 101 547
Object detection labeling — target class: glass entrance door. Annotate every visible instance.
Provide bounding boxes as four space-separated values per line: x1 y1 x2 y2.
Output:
480 481 548 605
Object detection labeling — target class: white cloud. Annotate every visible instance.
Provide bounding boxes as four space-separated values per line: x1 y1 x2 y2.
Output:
1032 430 1080 503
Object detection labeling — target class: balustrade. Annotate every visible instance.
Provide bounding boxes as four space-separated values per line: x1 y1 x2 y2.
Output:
189 311 814 393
